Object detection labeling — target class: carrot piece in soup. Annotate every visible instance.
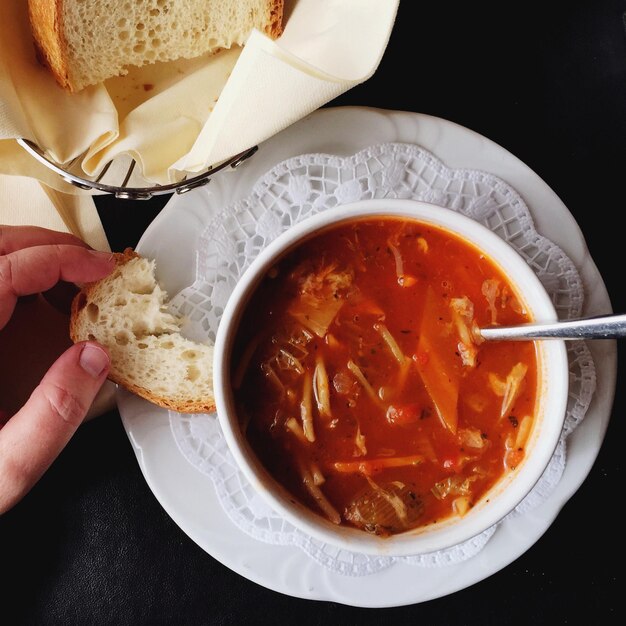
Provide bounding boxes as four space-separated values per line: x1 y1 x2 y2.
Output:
333 455 424 475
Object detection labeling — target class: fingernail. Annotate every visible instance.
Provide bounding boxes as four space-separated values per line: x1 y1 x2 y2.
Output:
88 250 115 262
79 344 110 378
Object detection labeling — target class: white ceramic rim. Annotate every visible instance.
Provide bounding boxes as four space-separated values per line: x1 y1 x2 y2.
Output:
214 198 569 557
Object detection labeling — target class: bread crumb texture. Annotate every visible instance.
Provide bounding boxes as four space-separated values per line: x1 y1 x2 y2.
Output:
70 250 216 413
45 0 284 91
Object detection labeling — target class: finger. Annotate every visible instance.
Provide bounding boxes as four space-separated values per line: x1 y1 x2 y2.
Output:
0 225 90 255
0 244 114 328
0 342 110 514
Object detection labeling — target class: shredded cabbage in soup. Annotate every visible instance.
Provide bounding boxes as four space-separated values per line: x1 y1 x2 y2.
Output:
232 217 538 536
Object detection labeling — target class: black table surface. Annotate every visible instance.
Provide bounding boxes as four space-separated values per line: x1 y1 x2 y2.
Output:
3 2 625 624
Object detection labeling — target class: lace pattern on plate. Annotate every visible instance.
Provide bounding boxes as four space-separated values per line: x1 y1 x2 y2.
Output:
167 143 596 576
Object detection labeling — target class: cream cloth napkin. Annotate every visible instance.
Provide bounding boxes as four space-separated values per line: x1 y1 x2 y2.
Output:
0 174 115 418
0 0 399 190
0 174 110 250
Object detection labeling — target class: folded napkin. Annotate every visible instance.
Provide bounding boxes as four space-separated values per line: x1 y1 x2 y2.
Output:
0 0 399 190
0 174 115 419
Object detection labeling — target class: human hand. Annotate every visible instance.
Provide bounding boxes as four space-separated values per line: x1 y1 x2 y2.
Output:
0 226 115 514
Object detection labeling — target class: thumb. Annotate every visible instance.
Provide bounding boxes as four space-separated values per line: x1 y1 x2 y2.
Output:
0 342 110 514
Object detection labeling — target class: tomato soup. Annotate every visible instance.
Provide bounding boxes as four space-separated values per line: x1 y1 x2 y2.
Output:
231 217 539 536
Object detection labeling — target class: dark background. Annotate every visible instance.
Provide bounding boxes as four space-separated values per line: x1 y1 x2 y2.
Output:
2 1 624 623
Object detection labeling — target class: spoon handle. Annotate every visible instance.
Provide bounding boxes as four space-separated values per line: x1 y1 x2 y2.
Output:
479 313 626 341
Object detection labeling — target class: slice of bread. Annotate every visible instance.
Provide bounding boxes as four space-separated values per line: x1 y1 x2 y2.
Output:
70 249 215 413
28 0 284 92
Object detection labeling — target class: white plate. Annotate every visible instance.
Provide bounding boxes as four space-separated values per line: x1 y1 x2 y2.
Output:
117 107 616 608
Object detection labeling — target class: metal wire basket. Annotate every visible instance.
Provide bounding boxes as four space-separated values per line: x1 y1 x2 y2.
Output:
17 138 258 200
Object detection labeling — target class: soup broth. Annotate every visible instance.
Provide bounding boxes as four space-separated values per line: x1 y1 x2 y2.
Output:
232 216 539 536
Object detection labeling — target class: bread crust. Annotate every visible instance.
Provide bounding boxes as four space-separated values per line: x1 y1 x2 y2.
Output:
70 248 216 414
265 0 285 39
27 0 74 91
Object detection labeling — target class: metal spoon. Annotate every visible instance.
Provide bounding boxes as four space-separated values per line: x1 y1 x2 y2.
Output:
479 313 626 341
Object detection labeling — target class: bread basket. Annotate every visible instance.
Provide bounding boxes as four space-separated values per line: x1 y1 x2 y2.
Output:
2 2 400 199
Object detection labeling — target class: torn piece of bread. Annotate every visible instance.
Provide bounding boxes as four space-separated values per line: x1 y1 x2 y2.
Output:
28 0 285 92
70 249 215 413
